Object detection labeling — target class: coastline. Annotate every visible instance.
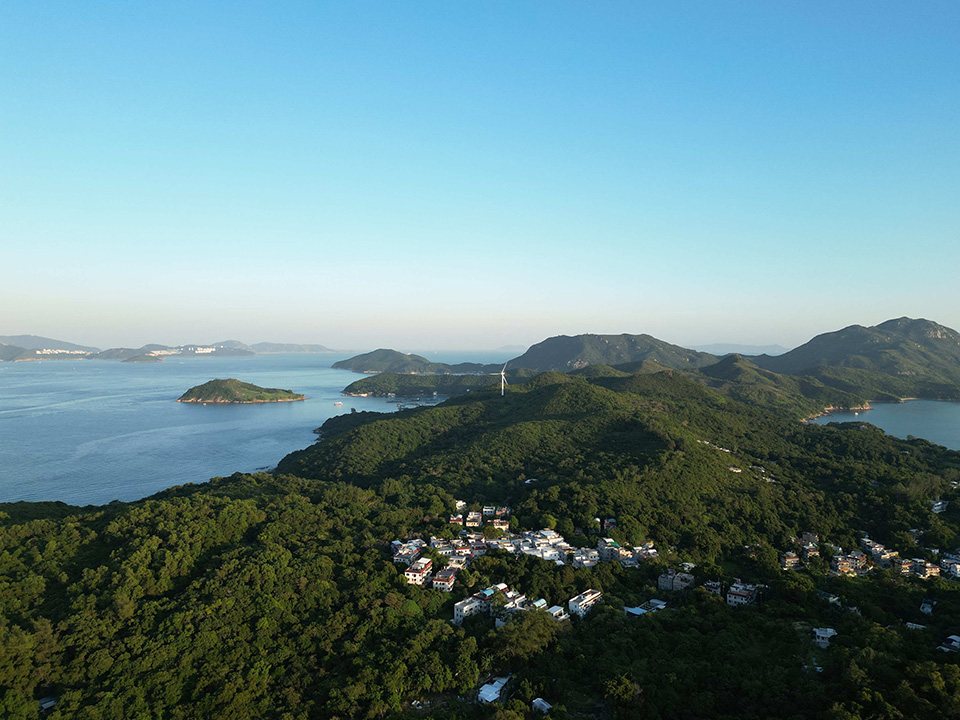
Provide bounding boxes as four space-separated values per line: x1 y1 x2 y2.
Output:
177 397 306 404
803 403 872 423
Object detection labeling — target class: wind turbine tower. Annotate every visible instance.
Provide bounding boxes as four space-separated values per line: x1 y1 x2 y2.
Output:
501 363 508 397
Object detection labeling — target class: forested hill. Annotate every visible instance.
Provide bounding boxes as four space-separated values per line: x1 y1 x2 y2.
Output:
752 317 960 391
332 348 498 374
0 335 99 352
3 369 960 718
692 354 868 416
507 333 718 373
280 369 957 557
177 378 305 403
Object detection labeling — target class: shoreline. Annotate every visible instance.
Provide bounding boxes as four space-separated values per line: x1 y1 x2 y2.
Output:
177 397 307 404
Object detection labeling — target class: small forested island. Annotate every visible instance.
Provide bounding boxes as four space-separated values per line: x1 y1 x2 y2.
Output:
177 378 305 403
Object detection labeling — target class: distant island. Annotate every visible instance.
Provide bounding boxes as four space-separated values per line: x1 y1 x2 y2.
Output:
332 348 497 375
333 318 960 407
177 379 306 404
0 337 338 363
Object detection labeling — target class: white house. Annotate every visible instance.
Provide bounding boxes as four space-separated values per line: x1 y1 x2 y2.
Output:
813 627 837 649
404 558 432 585
569 589 602 617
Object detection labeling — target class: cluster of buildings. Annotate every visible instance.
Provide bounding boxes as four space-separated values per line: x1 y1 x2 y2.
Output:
449 502 511 530
571 537 659 568
452 582 600 625
392 525 661 595
781 532 960 582
653 567 759 607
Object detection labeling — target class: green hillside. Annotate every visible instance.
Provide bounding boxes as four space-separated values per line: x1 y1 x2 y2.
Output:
508 333 718 372
3 369 960 718
332 348 498 374
693 354 868 417
342 369 538 397
0 343 25 362
177 379 305 404
754 318 960 398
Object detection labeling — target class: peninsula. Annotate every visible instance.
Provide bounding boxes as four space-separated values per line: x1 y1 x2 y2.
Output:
177 378 305 404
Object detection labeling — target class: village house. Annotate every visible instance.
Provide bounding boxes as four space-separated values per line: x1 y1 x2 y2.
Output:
453 583 509 624
830 550 867 576
465 512 482 528
572 548 600 568
569 589 603 617
477 677 510 704
454 596 485 624
658 569 695 592
703 580 723 595
813 627 837 649
938 635 960 653
893 557 916 575
546 605 570 621
913 561 941 580
432 568 458 592
532 698 553 714
404 557 433 586
780 551 800 570
940 558 960 577
391 539 425 566
726 581 759 607
598 537 622 561
449 514 463 525
801 543 820 560
932 499 949 514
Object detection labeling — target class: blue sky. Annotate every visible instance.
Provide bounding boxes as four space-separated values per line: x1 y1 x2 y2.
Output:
2 2 958 350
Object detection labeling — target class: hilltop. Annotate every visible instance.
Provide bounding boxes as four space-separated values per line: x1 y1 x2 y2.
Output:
335 318 960 407
0 335 100 352
332 348 497 375
177 378 305 404
506 333 718 372
753 317 960 400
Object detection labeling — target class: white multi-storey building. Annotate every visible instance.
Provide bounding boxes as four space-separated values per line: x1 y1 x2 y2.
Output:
568 589 602 617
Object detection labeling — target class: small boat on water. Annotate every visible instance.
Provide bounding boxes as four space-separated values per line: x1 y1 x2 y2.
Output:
334 401 343 406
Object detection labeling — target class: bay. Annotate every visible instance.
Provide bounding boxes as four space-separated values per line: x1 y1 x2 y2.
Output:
810 399 960 451
0 351 511 506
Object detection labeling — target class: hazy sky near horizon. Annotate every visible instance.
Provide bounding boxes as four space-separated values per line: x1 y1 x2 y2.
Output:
2 2 958 351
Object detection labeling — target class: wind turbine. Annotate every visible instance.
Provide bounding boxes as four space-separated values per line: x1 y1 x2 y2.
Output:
501 363 508 397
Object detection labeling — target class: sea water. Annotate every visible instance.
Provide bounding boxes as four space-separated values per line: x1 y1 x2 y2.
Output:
811 399 960 451
0 351 510 506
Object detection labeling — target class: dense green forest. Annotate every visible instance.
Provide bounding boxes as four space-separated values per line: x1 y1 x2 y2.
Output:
332 350 497 375
177 379 305 404
3 370 960 718
334 318 960 404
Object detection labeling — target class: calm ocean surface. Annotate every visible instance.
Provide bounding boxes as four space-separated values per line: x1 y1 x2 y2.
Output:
0 351 511 506
811 400 960 451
